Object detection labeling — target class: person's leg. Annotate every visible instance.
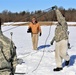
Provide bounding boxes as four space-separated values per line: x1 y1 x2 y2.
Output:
32 34 35 50
34 34 38 50
60 40 70 61
55 42 62 67
54 41 63 71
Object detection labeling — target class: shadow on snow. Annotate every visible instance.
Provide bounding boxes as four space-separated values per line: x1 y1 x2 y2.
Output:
37 44 50 50
62 55 76 67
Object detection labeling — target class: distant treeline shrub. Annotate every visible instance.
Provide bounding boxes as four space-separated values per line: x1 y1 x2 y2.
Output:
0 7 76 23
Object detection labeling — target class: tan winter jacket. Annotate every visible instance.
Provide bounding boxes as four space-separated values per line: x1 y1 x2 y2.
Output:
29 22 41 34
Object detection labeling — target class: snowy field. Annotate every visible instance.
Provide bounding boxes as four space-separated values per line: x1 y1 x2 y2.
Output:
2 23 76 75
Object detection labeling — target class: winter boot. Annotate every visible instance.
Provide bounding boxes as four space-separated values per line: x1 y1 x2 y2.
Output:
53 67 63 71
65 60 70 66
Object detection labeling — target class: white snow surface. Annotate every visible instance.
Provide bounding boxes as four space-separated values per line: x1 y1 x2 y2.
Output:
2 23 76 75
3 22 28 26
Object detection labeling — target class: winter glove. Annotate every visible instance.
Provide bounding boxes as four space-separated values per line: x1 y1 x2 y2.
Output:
50 41 53 45
27 27 32 33
52 5 57 10
68 42 71 49
39 32 42 36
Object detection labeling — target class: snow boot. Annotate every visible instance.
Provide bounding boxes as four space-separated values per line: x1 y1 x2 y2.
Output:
53 67 63 71
65 60 70 66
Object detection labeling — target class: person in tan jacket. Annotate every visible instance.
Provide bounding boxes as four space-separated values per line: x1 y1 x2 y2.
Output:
27 17 42 50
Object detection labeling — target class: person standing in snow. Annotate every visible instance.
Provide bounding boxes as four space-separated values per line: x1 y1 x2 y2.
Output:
0 18 17 75
50 6 70 71
27 17 42 50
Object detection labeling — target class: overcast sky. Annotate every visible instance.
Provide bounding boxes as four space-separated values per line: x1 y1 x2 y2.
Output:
0 0 76 12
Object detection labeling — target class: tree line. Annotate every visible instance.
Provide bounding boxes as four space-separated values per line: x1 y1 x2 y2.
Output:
0 7 76 23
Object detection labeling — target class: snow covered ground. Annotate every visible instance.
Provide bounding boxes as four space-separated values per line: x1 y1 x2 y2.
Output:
2 23 76 75
3 22 28 26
